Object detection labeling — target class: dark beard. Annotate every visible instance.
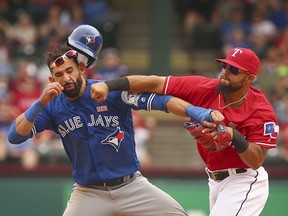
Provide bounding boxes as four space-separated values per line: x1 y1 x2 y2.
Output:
215 83 241 95
63 77 83 98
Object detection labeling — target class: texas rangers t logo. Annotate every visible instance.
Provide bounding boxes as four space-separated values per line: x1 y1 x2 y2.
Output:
232 48 243 57
101 127 124 151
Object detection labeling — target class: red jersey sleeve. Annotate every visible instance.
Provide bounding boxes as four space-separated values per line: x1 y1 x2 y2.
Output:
163 75 220 107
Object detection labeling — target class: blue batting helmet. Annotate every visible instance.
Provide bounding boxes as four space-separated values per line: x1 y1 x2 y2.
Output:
67 24 103 67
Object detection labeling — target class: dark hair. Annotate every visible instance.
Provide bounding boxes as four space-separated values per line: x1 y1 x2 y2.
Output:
45 44 79 68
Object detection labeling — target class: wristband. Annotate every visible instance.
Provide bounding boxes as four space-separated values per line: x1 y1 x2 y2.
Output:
105 77 130 91
24 99 44 123
231 128 249 153
185 105 212 124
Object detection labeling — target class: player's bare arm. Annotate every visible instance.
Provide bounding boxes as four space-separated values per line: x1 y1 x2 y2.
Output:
8 82 64 142
127 75 165 93
238 144 268 170
166 97 224 125
91 75 165 103
226 127 268 169
91 81 224 125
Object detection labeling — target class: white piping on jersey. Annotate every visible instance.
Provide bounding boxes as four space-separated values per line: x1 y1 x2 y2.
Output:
147 94 156 111
31 126 37 136
255 142 276 148
164 76 171 95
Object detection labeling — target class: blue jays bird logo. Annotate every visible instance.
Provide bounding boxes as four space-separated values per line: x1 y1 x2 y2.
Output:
101 127 124 151
84 35 95 44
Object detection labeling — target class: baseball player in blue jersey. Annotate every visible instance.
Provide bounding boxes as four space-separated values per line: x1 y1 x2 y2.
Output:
8 25 224 216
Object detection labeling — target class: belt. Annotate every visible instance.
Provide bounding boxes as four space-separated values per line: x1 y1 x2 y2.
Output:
207 168 247 181
94 172 136 187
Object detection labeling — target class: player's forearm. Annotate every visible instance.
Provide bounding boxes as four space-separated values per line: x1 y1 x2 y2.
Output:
166 97 189 117
8 99 44 144
105 75 165 94
166 97 213 124
128 75 165 94
238 144 267 170
8 115 34 144
230 128 267 169
15 114 35 135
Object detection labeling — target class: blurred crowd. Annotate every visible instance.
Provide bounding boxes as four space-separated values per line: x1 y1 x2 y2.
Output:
0 0 288 170
0 0 124 169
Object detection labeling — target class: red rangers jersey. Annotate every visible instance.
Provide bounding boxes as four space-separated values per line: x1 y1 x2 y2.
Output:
163 75 279 170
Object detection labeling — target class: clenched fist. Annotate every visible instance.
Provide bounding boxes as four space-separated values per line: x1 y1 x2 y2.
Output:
40 82 64 105
90 82 110 102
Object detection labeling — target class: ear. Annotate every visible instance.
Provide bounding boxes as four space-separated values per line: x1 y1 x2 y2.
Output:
79 62 86 74
247 75 256 84
49 76 55 83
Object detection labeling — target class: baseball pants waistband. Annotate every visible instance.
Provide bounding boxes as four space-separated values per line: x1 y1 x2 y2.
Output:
205 167 248 181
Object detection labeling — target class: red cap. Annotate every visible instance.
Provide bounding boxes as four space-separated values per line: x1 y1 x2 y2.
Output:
215 47 260 75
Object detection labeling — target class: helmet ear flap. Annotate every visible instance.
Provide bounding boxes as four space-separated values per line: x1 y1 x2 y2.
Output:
67 25 103 68
86 57 96 68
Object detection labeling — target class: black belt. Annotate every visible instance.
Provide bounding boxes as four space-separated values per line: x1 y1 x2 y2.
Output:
94 173 136 187
207 168 247 181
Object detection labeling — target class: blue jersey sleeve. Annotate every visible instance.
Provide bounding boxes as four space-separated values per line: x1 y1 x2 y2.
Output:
34 107 57 132
118 91 172 112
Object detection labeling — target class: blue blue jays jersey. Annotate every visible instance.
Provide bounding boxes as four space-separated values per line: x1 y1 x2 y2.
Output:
31 80 171 185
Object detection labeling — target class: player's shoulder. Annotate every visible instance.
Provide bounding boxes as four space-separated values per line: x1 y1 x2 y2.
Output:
250 86 274 110
168 75 219 89
248 86 277 121
87 79 105 85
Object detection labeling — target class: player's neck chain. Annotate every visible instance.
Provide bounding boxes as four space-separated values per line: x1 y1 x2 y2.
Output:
218 91 248 109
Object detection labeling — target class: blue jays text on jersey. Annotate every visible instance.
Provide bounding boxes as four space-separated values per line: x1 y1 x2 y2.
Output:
28 80 171 185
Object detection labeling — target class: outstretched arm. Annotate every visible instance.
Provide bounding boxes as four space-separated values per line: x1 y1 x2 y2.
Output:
127 75 165 93
8 82 63 144
91 76 165 102
166 97 224 125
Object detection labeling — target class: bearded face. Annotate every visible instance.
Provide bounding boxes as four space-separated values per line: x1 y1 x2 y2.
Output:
215 82 242 95
216 73 247 95
62 75 83 98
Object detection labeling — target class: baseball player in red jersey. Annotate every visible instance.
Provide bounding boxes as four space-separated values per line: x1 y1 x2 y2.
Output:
91 47 279 216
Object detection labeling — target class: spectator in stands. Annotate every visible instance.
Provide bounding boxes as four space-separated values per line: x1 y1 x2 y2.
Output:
132 110 156 168
275 27 288 63
81 0 121 48
67 3 86 30
220 5 251 49
249 10 277 58
8 60 42 115
182 8 222 51
0 96 39 170
25 0 52 25
269 0 288 31
222 27 251 55
94 47 128 80
7 11 37 56
37 4 70 52
182 9 204 51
